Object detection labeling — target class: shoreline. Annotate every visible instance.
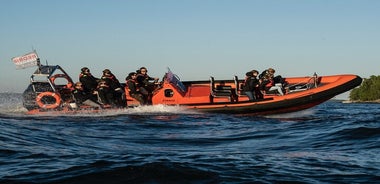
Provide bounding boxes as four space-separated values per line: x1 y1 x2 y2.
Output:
342 99 380 104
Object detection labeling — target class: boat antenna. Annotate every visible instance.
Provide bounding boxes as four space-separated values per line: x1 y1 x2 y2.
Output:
33 48 42 73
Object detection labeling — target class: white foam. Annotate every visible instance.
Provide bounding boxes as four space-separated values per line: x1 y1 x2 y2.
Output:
127 104 195 114
64 104 197 117
0 93 28 115
0 93 202 117
265 109 316 119
3 104 200 117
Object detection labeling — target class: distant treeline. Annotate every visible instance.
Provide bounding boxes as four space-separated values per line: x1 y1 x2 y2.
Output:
349 75 380 101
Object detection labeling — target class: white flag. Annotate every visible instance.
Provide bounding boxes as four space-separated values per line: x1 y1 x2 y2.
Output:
11 51 39 69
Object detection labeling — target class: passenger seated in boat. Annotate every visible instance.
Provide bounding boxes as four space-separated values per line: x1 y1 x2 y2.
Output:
72 82 102 109
136 67 159 104
101 69 125 107
242 71 256 101
251 70 263 99
97 79 118 107
242 70 262 101
79 67 99 94
260 68 284 96
136 67 159 90
126 72 146 105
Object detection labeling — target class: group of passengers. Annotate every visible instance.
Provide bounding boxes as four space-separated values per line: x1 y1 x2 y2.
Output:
125 67 159 105
242 68 287 101
72 67 125 109
71 66 286 107
72 66 158 108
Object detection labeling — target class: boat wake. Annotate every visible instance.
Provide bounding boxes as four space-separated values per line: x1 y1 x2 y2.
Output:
0 93 318 118
0 92 319 119
0 94 200 117
0 93 28 115
264 108 318 122
51 104 201 117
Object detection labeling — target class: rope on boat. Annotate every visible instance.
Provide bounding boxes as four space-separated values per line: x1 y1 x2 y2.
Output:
286 73 319 91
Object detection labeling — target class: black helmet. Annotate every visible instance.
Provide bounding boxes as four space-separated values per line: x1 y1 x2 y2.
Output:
81 67 89 73
126 72 137 80
251 70 259 74
103 69 111 74
128 72 136 77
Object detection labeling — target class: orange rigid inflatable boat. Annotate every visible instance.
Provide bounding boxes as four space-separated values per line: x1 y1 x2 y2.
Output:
23 65 362 115
126 69 362 115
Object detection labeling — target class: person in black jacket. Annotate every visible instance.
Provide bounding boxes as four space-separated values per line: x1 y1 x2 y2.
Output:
251 70 263 99
136 67 159 91
136 67 159 104
100 69 125 107
126 72 146 105
72 82 102 109
242 70 262 101
79 67 99 94
242 71 256 101
97 79 115 106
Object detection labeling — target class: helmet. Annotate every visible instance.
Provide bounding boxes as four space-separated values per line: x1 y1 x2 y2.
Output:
81 67 89 73
128 72 136 77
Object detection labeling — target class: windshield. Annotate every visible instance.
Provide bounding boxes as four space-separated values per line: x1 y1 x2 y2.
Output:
165 68 186 93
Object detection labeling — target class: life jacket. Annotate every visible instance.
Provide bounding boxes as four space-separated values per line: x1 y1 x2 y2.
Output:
127 79 139 94
79 73 99 92
102 74 122 90
265 78 274 88
126 79 134 92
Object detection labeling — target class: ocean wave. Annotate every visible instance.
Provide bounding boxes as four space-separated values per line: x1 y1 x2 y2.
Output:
2 161 220 184
1 94 379 183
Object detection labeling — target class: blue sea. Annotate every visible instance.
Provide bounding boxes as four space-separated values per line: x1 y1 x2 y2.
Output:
0 93 379 183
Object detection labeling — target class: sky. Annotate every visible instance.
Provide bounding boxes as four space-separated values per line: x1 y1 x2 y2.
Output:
1 0 379 99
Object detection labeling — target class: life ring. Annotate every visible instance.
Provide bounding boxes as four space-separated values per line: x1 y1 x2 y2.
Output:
36 92 61 109
50 74 73 89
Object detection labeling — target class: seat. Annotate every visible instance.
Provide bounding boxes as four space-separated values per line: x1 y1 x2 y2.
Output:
233 76 248 102
233 76 247 96
210 76 232 103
